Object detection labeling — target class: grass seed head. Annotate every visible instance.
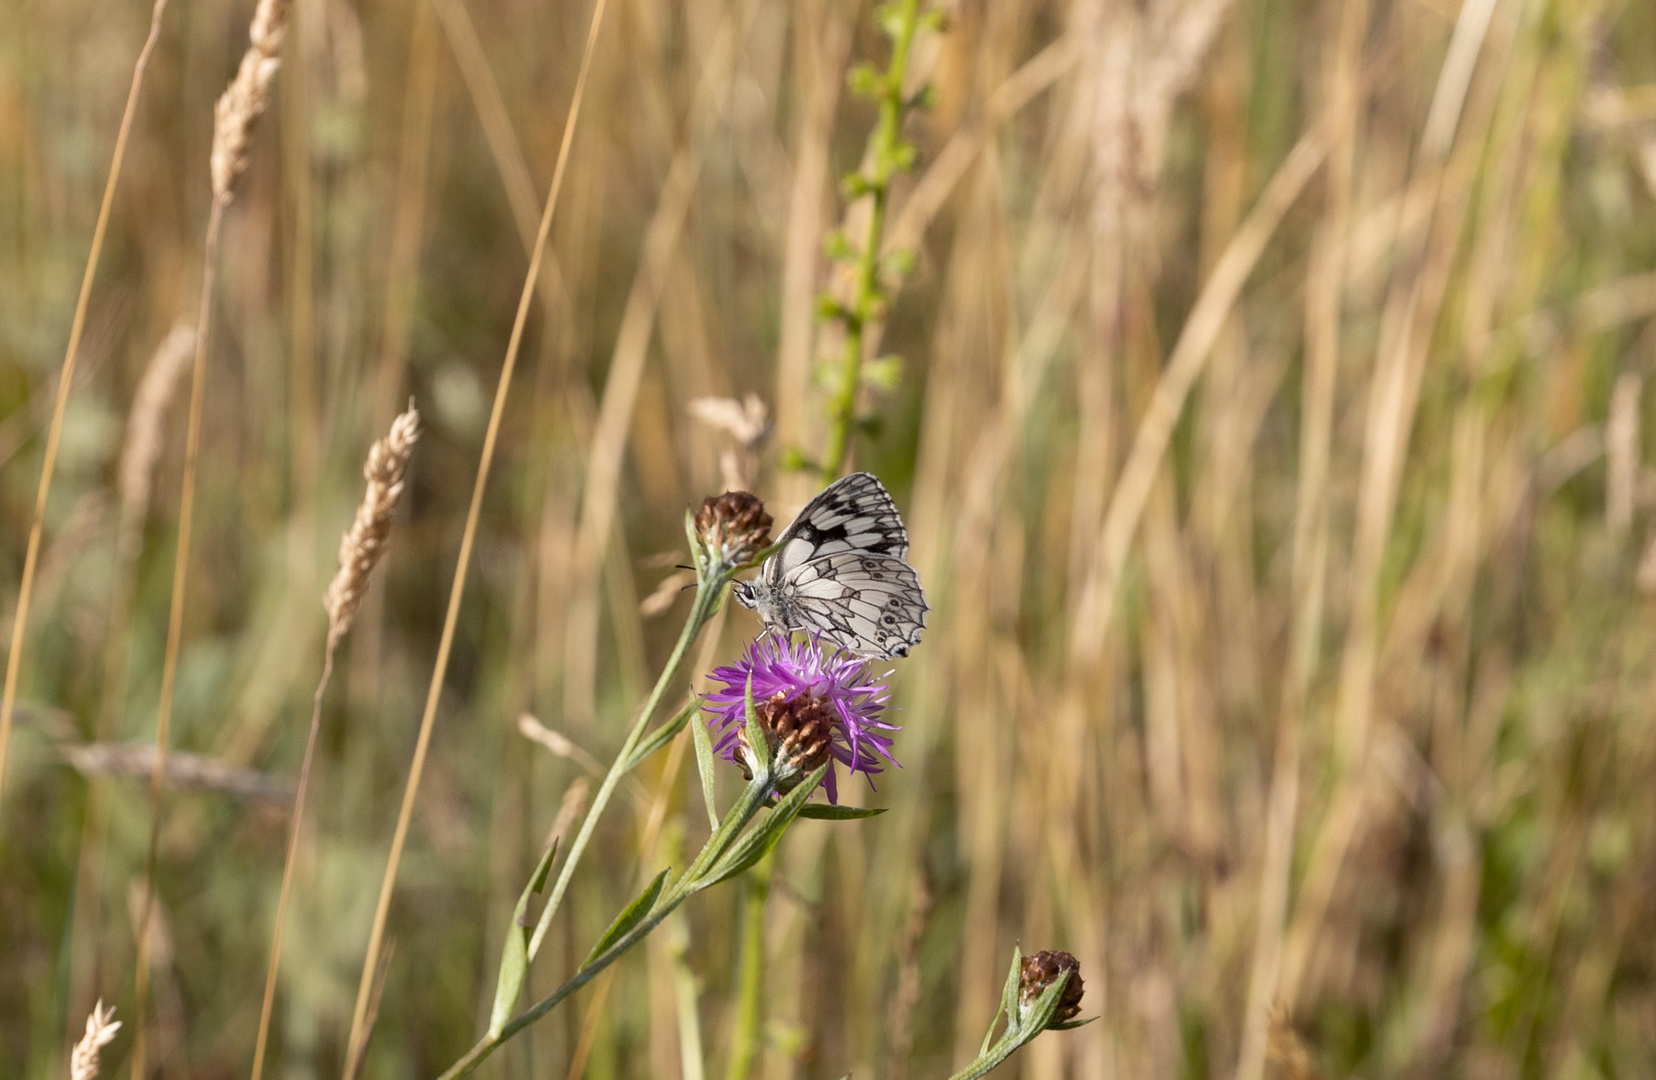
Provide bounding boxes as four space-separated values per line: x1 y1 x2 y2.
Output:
210 0 289 202
324 403 420 645
69 1000 120 1080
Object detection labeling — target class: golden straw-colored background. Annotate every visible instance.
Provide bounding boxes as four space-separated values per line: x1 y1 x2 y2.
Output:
4 0 1656 1076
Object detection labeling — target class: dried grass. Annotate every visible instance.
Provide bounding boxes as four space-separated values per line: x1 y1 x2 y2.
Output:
68 1001 120 1080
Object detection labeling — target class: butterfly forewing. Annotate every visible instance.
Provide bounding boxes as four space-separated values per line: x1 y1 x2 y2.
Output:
752 472 928 659
769 473 908 580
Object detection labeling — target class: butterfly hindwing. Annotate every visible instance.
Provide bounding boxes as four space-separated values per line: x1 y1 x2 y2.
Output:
782 552 927 659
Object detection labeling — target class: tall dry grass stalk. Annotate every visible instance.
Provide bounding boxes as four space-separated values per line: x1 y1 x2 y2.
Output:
561 0 763 730
0 0 171 812
341 0 612 1071
250 404 420 1080
131 2 288 1076
69 1001 121 1080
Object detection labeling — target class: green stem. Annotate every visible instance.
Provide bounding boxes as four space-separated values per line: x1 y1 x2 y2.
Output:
723 852 772 1080
819 0 923 482
528 566 729 961
439 775 777 1080
944 1034 1028 1080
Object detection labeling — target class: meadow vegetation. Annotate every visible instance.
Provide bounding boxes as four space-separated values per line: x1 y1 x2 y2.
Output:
2 0 1656 1076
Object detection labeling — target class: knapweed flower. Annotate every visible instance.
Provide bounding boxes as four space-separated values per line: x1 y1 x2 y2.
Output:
1018 950 1084 1026
704 634 896 803
695 491 772 568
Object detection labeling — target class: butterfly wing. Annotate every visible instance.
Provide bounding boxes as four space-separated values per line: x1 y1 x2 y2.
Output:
782 552 927 659
765 472 908 590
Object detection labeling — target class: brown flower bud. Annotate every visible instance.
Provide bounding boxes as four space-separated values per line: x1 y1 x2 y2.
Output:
1019 950 1084 1025
736 690 835 789
695 491 773 568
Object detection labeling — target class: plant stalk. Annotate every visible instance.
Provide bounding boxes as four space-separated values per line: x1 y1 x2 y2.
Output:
440 773 777 1080
819 0 923 481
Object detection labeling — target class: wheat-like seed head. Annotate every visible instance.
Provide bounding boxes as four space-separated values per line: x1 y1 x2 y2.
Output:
69 1000 120 1080
117 322 196 538
210 0 289 202
324 403 421 646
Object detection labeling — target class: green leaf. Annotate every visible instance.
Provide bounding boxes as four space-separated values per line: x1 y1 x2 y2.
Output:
488 839 559 1037
919 6 950 32
795 804 886 820
779 446 820 474
684 509 704 575
624 697 698 773
691 694 718 829
1015 968 1075 1037
861 356 903 392
999 945 1024 1028
882 247 917 279
700 767 826 889
876 1 906 38
742 674 770 778
1047 1016 1096 1031
840 171 873 200
822 230 852 260
584 869 670 967
847 62 881 99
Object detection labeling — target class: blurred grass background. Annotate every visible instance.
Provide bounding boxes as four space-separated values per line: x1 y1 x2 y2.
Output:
3 0 1656 1077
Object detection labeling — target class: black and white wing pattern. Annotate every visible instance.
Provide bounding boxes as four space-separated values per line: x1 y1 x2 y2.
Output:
749 472 927 659
764 471 909 587
782 551 927 659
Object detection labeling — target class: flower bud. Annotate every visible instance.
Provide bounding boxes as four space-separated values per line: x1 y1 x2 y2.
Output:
1018 950 1084 1026
695 491 773 568
735 690 835 790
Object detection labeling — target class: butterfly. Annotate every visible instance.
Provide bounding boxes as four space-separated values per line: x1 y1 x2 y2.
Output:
733 472 928 660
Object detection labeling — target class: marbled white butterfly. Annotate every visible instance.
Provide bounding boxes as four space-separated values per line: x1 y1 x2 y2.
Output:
732 472 928 660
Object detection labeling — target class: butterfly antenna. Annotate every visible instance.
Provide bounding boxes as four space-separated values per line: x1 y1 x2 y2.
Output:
674 564 695 572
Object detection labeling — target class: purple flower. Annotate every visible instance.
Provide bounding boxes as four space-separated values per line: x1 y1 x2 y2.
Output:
703 634 898 804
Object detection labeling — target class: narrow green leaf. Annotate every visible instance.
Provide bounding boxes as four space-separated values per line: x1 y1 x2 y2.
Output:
691 695 718 829
684 508 702 574
999 946 1024 1028
625 697 698 773
700 767 826 889
488 839 559 1037
794 804 886 820
742 673 770 777
1016 969 1074 1038
584 869 670 967
1047 1016 1096 1032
